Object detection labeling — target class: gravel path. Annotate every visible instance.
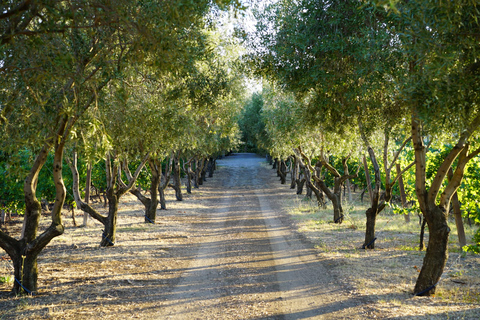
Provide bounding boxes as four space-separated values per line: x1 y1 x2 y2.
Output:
157 153 370 319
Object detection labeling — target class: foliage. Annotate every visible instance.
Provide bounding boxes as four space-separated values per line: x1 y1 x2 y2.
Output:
238 93 266 153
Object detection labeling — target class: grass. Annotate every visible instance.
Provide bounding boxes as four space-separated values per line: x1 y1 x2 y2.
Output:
0 276 12 285
283 191 480 318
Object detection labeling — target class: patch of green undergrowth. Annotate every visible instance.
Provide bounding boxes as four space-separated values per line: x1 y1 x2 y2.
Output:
0 275 13 284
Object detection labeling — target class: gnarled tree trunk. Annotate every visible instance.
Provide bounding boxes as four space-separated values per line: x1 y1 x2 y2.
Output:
7 128 67 294
72 152 149 246
359 124 414 250
184 157 194 194
171 152 183 201
411 113 480 295
128 158 160 223
158 156 173 210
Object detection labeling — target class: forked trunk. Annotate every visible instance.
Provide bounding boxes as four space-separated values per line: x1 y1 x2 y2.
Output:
127 159 160 222
14 138 66 294
409 114 479 296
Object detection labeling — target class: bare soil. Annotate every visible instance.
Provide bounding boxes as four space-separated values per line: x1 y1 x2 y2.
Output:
0 153 479 319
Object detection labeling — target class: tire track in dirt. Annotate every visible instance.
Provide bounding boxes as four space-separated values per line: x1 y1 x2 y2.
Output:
157 153 368 319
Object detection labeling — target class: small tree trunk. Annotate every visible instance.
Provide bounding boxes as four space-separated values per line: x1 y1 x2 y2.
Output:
101 190 118 247
331 195 343 223
207 158 215 178
396 163 410 223
198 158 207 185
84 163 92 226
346 179 352 202
130 158 160 222
332 178 344 223
447 168 466 247
159 188 166 210
1 210 5 228
193 158 201 188
419 217 427 251
363 154 373 204
290 157 298 189
451 192 466 247
305 184 312 198
71 207 76 227
200 159 207 182
186 159 193 194
363 207 377 249
158 156 173 210
172 154 183 201
279 160 287 184
296 178 306 195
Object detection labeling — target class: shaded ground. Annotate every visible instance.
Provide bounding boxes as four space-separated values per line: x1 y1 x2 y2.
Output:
0 153 479 319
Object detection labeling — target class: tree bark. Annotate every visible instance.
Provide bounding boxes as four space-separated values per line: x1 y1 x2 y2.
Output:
84 162 92 226
158 156 173 210
414 207 449 295
419 217 427 251
278 160 288 184
295 148 358 223
129 158 160 223
171 152 183 201
101 189 118 247
207 157 215 178
73 152 149 246
363 154 373 204
447 168 466 247
362 147 382 249
12 129 67 294
193 158 201 188
363 207 377 249
451 192 466 248
409 114 480 295
396 163 410 223
290 156 298 189
184 157 194 194
344 158 352 202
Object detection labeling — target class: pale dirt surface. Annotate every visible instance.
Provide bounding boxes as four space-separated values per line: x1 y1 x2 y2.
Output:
0 153 479 319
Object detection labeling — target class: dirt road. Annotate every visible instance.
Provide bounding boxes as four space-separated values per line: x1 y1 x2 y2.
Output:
0 153 374 319
156 153 370 319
